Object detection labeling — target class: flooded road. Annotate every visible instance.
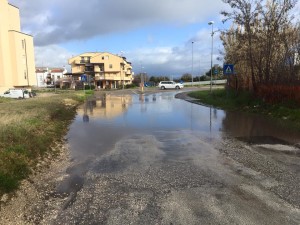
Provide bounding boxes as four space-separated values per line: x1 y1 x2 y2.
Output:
4 90 299 225
48 90 298 225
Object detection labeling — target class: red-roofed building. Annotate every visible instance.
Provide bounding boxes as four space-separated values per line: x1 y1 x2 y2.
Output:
35 67 67 87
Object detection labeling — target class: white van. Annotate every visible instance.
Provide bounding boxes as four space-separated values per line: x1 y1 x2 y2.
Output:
0 89 30 99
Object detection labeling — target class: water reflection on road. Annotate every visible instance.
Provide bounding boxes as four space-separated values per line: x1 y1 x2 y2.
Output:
68 92 226 159
69 91 300 159
62 91 300 224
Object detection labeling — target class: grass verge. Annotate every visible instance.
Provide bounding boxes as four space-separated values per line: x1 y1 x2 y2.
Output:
0 90 90 194
188 88 300 130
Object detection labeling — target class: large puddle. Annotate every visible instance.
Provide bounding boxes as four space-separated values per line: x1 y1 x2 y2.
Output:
67 91 300 160
62 91 300 198
67 92 224 159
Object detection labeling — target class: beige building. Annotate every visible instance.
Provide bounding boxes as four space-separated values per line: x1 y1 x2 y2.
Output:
0 0 36 93
68 52 133 89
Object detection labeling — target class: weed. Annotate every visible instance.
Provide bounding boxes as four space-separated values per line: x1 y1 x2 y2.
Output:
0 91 87 194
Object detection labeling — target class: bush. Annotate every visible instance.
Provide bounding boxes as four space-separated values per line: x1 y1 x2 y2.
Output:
125 84 137 89
84 85 95 90
0 151 30 192
256 84 300 105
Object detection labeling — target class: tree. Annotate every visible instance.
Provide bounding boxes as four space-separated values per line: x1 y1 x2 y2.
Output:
180 73 192 82
221 0 299 91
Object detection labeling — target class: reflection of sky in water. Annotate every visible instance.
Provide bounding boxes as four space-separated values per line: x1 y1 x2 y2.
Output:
68 92 225 159
82 92 225 134
68 91 300 160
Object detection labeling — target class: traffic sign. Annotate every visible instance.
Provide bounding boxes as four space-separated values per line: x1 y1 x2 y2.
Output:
223 64 234 75
81 74 87 82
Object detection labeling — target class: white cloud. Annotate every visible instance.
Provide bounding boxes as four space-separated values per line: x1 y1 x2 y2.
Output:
34 45 76 70
9 0 225 46
128 31 223 77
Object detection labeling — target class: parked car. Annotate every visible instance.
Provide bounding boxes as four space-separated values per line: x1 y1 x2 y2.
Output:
0 89 30 99
158 81 184 90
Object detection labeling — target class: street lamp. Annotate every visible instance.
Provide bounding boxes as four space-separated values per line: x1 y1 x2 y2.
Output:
192 41 194 86
208 21 214 93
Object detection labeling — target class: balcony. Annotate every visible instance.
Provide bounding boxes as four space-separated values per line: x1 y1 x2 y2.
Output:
84 66 94 73
95 75 104 81
80 60 91 64
94 67 104 73
74 59 91 64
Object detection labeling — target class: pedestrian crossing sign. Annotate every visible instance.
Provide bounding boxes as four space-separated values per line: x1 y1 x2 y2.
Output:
223 64 234 75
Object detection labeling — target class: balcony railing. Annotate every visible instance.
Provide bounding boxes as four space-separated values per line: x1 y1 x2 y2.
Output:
94 67 104 72
80 60 90 64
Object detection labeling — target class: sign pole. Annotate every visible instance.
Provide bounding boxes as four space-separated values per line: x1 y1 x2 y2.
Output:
223 64 234 97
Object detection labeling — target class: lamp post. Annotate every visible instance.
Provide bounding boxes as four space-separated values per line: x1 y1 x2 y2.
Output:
192 41 194 86
208 21 214 93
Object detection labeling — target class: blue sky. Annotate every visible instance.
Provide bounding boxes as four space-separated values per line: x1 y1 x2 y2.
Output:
9 0 300 78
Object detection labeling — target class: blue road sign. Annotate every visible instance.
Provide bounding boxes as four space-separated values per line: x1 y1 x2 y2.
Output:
81 74 87 82
223 64 234 75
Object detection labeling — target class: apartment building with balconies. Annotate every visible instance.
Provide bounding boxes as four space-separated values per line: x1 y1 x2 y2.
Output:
0 0 36 93
35 67 68 87
68 52 133 89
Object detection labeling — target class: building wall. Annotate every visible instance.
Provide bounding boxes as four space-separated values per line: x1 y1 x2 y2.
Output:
36 72 48 87
9 31 36 87
0 0 13 92
69 52 133 89
68 53 98 74
8 3 21 31
0 0 36 92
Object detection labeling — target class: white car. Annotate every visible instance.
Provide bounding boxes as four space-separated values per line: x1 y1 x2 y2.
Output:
158 81 184 90
0 89 30 99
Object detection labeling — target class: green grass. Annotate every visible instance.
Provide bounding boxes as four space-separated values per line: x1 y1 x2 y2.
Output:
188 89 260 110
188 89 300 130
0 91 88 194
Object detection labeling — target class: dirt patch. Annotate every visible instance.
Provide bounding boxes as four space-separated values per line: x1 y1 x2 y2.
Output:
0 142 71 225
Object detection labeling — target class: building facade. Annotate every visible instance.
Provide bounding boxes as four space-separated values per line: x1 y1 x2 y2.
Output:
68 52 133 89
0 0 36 92
35 67 68 87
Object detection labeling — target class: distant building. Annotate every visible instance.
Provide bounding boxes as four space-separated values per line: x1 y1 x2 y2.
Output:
68 52 134 89
35 67 68 87
0 0 36 92
35 67 48 87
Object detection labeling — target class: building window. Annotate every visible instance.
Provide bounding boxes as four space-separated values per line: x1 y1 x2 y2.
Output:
80 56 84 63
102 56 104 60
109 64 113 69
